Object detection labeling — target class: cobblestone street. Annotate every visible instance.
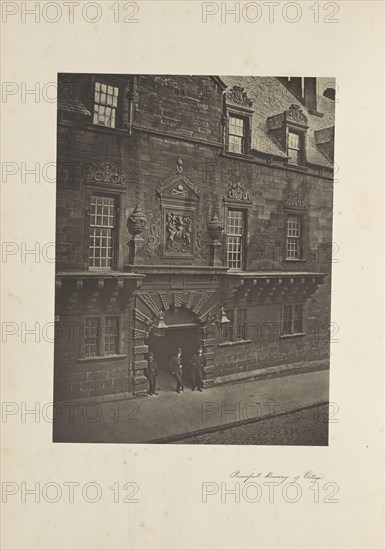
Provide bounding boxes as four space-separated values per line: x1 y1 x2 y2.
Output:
174 404 329 445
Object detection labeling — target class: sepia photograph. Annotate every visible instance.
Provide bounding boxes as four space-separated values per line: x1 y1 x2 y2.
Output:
53 74 335 445
2 1 385 549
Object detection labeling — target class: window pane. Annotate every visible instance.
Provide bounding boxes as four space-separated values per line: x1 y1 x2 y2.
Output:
289 132 300 148
229 116 244 136
226 210 244 268
282 305 292 335
293 305 303 333
288 132 301 164
89 194 116 269
93 81 118 128
228 116 245 153
221 310 234 342
228 136 243 154
286 216 301 259
84 318 100 357
236 309 247 340
288 148 299 164
104 317 119 355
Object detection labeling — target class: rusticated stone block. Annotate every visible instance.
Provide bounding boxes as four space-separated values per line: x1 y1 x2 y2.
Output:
134 345 149 355
133 360 148 371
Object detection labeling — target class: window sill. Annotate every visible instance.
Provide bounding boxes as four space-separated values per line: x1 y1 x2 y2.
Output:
279 333 306 339
86 123 128 136
78 354 127 363
223 151 254 161
284 258 306 263
218 339 252 348
284 163 308 171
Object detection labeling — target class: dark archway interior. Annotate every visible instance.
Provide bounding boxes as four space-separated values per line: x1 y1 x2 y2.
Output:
146 306 201 392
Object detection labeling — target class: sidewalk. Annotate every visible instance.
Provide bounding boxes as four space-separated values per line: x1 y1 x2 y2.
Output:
53 369 329 444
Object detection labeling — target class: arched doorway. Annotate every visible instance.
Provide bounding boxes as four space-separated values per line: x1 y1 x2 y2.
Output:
146 308 200 392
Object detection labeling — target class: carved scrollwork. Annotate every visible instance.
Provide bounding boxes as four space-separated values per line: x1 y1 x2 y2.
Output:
196 208 210 263
283 193 307 210
225 85 253 108
227 182 252 201
285 104 308 126
84 161 124 185
142 210 161 260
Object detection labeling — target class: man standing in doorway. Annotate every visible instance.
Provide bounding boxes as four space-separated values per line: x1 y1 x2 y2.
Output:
145 352 158 396
191 345 206 392
169 347 184 393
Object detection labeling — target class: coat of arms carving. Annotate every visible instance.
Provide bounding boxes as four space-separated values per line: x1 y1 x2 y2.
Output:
165 210 193 254
158 159 199 259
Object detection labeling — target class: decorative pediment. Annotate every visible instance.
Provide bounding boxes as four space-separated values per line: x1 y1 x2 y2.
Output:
267 104 308 131
284 192 307 210
84 161 125 185
225 85 253 108
156 157 200 201
226 182 252 202
285 104 308 126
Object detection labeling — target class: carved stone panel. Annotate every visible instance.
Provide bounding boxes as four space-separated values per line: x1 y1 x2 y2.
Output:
227 182 252 202
285 104 308 126
283 192 307 210
162 207 195 258
225 85 253 108
84 161 125 185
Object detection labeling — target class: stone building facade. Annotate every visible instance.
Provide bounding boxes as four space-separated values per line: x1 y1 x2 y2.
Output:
54 74 335 401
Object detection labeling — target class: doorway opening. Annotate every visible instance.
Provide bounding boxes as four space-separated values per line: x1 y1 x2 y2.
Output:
146 325 199 392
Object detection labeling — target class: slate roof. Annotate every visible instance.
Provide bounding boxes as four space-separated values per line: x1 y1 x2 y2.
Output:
220 76 335 168
57 74 91 116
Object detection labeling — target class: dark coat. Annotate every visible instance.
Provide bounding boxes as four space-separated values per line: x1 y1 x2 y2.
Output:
169 355 182 375
191 353 207 372
146 357 158 377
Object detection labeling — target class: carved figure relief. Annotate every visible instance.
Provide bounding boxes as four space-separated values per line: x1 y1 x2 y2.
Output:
156 158 200 259
165 210 193 255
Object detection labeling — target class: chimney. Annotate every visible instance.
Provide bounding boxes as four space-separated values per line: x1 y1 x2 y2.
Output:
303 77 317 112
323 87 336 101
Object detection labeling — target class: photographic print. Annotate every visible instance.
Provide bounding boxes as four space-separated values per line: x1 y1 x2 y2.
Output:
53 74 336 445
2 2 385 549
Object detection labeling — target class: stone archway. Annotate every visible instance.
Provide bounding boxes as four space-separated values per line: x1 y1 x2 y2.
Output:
131 290 218 396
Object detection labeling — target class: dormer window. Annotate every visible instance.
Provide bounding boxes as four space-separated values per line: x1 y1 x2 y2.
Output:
267 104 308 166
228 115 247 154
93 82 119 128
288 131 302 165
224 85 254 155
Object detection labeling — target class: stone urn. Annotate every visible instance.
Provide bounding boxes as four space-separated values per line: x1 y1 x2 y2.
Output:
127 204 148 239
208 212 224 244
